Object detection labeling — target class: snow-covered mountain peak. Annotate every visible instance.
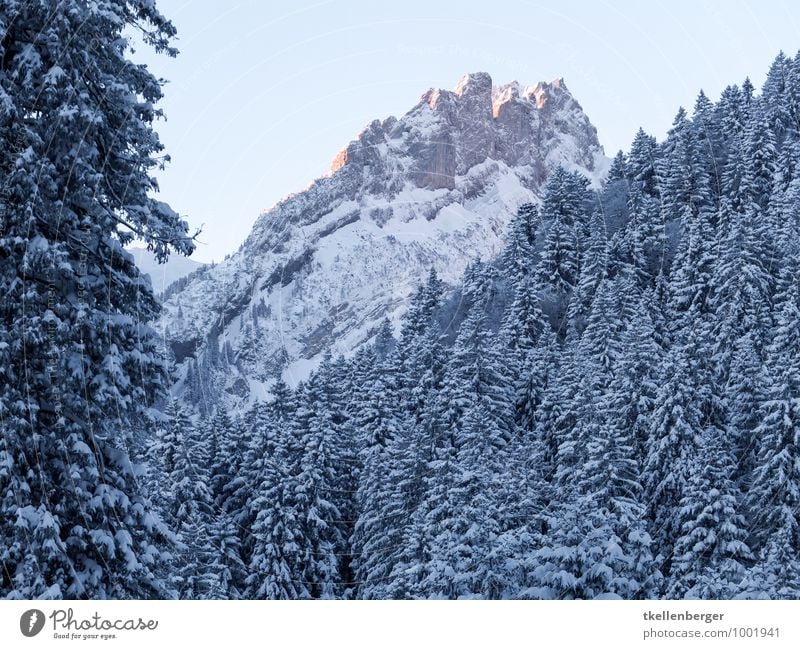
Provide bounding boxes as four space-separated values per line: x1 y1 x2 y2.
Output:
328 72 603 193
526 78 574 109
163 71 608 407
453 71 494 99
491 80 521 108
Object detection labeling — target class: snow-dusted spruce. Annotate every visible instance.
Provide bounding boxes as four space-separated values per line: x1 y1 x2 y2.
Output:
148 402 223 598
0 1 194 598
205 408 248 598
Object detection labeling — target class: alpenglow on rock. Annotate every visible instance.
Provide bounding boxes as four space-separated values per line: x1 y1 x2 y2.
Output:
161 72 608 408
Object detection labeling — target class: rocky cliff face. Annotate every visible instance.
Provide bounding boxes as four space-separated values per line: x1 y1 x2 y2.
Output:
160 72 607 407
331 74 601 190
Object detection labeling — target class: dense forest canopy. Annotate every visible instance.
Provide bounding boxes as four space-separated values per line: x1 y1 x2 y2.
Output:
157 52 800 599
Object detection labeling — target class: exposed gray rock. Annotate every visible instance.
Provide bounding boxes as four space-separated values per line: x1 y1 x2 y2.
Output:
332 72 602 192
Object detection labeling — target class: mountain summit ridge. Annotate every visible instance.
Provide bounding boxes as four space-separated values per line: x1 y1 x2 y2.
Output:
330 72 601 190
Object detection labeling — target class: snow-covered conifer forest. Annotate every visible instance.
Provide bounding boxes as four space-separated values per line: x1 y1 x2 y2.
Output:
1 0 799 600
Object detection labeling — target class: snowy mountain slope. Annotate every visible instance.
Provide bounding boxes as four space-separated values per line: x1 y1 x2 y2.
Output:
128 245 205 295
161 72 608 404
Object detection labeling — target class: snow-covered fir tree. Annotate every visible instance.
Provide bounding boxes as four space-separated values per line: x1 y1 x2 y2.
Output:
0 0 195 598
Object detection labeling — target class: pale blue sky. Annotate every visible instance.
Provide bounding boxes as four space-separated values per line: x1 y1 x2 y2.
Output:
136 0 800 263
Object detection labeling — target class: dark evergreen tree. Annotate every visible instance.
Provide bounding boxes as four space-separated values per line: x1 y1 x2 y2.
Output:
667 426 751 599
205 409 247 598
0 0 195 599
153 401 222 599
743 286 800 596
643 345 703 579
291 375 347 598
